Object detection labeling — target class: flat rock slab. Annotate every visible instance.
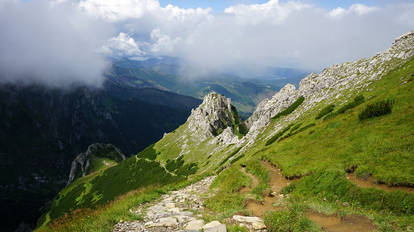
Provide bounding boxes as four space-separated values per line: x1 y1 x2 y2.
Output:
202 221 227 232
232 215 266 230
185 219 205 231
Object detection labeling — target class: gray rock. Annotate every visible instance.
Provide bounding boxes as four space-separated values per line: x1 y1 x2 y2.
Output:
152 217 178 227
232 215 266 230
202 221 227 232
185 219 205 231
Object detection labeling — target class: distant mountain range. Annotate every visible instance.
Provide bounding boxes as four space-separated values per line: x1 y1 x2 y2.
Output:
108 57 309 117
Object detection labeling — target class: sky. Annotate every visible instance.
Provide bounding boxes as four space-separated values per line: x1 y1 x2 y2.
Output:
158 0 401 11
0 0 414 87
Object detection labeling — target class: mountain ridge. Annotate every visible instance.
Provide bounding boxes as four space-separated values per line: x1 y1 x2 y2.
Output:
36 30 414 232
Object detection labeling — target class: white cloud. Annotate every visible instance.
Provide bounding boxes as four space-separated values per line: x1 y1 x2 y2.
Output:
224 0 310 24
0 0 112 87
80 0 413 76
79 0 160 21
329 4 378 17
150 29 179 53
3 0 414 85
103 32 144 57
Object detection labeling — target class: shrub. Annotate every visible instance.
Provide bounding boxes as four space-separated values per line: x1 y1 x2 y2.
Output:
315 104 335 119
290 123 303 133
136 144 157 160
219 146 243 166
272 96 305 120
166 156 198 177
358 99 394 120
230 154 245 164
265 124 294 146
336 94 365 114
279 123 316 142
323 95 365 121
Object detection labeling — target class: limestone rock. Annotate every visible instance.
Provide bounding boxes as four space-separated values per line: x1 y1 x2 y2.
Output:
202 221 227 232
232 215 266 230
240 30 414 148
113 176 216 232
186 92 245 145
185 219 205 231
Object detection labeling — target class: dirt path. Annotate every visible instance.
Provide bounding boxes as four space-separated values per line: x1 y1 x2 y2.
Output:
241 162 378 232
348 174 414 193
307 212 377 232
245 161 291 216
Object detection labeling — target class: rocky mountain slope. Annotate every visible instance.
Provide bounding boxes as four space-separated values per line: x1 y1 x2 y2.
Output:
36 30 414 232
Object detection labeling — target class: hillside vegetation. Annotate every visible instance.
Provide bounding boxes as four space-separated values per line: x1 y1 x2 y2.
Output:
36 32 414 232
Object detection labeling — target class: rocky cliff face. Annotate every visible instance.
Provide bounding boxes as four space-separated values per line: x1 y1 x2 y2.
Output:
242 30 414 146
67 143 126 185
186 92 243 143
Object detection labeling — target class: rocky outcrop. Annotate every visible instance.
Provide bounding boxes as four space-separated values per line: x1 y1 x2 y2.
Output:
67 143 125 185
242 30 414 146
186 92 243 144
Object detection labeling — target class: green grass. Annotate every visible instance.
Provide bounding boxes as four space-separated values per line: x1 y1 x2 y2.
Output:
291 170 414 214
39 154 195 226
323 95 365 121
265 123 294 146
205 166 251 219
245 159 270 199
258 58 414 183
36 187 164 232
219 146 243 166
264 203 320 232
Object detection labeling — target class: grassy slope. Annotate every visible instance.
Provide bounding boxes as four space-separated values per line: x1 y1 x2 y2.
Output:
37 57 414 231
36 151 193 228
208 57 414 231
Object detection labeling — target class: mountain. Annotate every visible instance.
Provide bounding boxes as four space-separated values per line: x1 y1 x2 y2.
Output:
35 31 414 232
108 57 309 117
0 81 201 231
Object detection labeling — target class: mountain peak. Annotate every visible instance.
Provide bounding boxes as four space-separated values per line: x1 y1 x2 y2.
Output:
186 92 244 142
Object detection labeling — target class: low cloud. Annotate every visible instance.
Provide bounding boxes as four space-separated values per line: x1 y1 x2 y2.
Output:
79 0 414 77
102 32 144 58
0 0 112 88
2 0 414 85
